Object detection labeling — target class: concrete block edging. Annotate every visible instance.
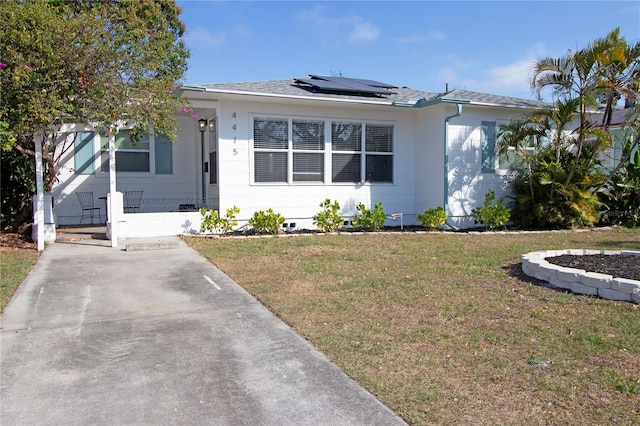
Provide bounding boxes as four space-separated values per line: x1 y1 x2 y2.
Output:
521 249 640 304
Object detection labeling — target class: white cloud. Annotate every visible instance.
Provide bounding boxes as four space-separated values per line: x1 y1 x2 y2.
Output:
349 21 380 42
185 25 251 49
296 6 380 44
471 45 547 96
437 44 549 98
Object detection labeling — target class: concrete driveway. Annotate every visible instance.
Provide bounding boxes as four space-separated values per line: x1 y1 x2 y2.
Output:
1 234 406 425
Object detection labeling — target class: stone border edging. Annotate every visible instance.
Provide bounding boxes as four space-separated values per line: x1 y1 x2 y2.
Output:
521 249 640 304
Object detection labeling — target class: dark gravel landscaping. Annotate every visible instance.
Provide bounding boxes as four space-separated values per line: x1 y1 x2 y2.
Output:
547 254 640 281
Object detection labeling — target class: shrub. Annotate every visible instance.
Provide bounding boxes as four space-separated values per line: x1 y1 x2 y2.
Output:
248 208 285 234
417 206 447 230
471 190 510 230
508 148 602 229
598 139 640 228
312 199 343 232
200 206 240 234
352 202 386 231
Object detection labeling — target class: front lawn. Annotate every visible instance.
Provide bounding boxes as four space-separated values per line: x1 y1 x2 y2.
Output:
185 228 640 425
1 245 39 313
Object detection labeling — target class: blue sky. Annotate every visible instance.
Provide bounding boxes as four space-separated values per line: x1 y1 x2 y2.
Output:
176 1 640 100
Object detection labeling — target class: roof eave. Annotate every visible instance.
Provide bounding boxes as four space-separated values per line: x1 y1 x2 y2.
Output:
193 87 397 106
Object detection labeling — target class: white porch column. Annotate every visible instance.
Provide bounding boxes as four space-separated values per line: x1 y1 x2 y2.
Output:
108 128 118 248
34 133 45 251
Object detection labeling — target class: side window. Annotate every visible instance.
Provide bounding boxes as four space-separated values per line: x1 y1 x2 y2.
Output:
74 131 96 174
481 121 496 173
154 134 173 174
100 130 150 172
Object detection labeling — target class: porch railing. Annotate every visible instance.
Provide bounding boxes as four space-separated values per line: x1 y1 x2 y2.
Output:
129 197 219 213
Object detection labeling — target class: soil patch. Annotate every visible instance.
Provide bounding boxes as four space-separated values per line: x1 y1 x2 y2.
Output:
546 254 640 281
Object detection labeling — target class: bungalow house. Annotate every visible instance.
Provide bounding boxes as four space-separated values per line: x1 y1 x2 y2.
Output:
45 75 553 239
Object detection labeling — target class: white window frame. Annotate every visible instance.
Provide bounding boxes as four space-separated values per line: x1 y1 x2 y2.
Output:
99 129 152 175
250 114 394 185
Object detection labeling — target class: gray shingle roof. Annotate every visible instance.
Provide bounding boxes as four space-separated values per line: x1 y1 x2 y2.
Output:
189 78 551 110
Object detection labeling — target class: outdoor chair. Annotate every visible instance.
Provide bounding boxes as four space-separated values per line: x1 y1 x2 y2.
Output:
77 192 102 224
124 190 143 213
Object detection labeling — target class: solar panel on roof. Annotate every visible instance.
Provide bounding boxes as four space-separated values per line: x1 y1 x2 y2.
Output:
311 75 397 90
295 75 397 96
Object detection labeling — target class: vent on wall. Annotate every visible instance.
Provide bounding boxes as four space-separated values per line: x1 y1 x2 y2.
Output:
294 75 397 96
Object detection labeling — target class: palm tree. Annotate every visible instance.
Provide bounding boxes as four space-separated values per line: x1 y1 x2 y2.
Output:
531 27 639 184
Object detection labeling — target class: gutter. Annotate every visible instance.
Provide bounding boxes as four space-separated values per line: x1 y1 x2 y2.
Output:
188 87 395 106
176 85 207 94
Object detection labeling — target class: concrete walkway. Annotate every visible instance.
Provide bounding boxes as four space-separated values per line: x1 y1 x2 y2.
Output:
1 233 406 425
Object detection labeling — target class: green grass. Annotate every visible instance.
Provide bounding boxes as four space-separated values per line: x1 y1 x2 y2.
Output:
185 228 640 425
1 247 40 313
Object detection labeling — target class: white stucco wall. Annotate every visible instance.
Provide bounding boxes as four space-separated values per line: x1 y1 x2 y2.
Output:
445 105 522 229
49 92 536 234
213 97 421 230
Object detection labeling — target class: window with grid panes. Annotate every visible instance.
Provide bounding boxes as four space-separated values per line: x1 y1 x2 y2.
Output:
253 118 288 182
331 122 362 183
293 120 324 182
100 130 150 172
253 118 325 183
365 124 393 182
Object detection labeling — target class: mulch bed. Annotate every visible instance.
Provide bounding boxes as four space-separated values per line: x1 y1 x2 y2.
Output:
546 254 640 281
0 228 36 250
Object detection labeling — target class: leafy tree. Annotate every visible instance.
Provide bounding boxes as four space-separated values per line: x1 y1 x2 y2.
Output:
0 0 190 195
532 27 639 185
0 149 35 231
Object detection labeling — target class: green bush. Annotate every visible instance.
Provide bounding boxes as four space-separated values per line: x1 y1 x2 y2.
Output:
352 202 386 231
471 190 510 230
248 208 285 234
312 199 344 232
417 206 447 230
598 139 640 228
200 206 240 234
509 150 602 228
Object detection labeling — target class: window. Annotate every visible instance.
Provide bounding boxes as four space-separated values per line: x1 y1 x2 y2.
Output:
481 121 496 173
254 118 288 182
365 124 393 182
252 116 393 184
293 120 324 182
498 134 548 170
209 151 217 184
332 122 362 183
154 134 173 174
100 130 150 172
74 131 96 175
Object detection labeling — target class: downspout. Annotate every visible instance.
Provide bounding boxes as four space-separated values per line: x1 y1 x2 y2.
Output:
444 103 464 230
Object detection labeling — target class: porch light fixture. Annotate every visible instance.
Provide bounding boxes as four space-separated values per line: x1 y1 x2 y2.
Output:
208 120 215 133
198 118 207 132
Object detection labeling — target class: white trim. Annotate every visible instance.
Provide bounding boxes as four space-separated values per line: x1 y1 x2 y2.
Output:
203 88 395 106
249 113 396 185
